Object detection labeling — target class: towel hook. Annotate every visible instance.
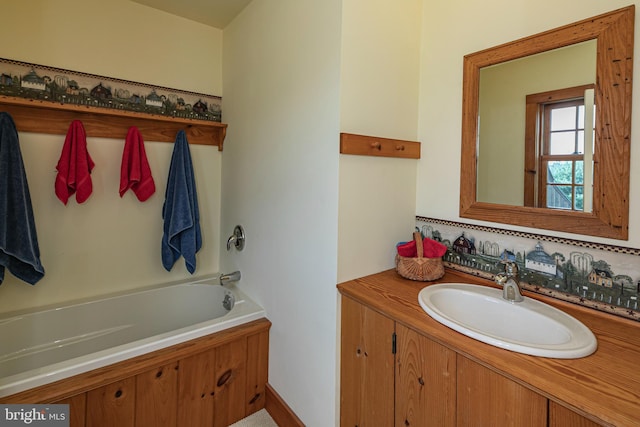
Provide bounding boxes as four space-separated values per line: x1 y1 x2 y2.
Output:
226 225 246 251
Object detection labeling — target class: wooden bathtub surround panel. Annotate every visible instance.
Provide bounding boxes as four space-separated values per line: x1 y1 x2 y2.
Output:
135 362 179 427
212 337 248 426
54 394 86 427
340 296 395 426
1 318 270 427
246 329 269 415
0 95 227 150
340 132 421 159
178 350 216 427
457 355 547 426
86 377 136 427
395 324 456 427
264 384 305 427
338 270 640 427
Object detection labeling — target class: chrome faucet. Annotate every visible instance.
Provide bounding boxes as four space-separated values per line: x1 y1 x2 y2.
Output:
220 270 241 286
495 262 524 302
226 225 246 251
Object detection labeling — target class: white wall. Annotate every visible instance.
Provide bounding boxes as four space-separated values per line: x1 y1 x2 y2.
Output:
221 1 341 425
417 0 640 247
338 0 422 283
0 0 223 314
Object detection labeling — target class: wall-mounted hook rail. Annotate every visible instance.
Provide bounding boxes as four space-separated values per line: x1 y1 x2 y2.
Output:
340 133 420 159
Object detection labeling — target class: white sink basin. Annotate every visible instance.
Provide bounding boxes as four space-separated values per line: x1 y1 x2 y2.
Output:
418 283 597 359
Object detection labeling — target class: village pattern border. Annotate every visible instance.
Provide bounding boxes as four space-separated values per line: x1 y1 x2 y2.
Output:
0 57 222 122
416 216 640 321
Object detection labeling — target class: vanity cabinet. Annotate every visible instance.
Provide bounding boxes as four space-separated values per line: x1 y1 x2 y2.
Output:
340 295 395 426
341 295 458 426
457 356 546 426
548 402 602 427
338 270 637 426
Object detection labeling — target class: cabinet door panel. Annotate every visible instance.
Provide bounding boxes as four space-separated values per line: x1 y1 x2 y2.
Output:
457 355 546 427
549 401 603 427
340 296 395 426
396 324 456 427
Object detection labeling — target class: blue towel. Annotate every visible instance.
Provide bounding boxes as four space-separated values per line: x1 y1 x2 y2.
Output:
161 130 201 273
0 112 45 285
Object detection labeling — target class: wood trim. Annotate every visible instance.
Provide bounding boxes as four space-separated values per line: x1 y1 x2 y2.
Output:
1 318 271 404
265 383 305 427
459 6 633 240
340 133 420 159
0 95 227 150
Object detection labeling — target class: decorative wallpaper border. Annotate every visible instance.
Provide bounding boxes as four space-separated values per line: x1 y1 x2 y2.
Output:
416 216 640 321
0 57 222 122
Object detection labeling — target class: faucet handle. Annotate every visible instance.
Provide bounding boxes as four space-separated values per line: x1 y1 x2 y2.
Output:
495 273 507 286
504 262 518 276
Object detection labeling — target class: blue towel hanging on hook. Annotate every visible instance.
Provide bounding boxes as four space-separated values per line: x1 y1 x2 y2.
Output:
0 112 45 285
161 130 201 273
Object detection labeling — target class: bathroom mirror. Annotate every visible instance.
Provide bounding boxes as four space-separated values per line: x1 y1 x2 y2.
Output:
460 6 634 240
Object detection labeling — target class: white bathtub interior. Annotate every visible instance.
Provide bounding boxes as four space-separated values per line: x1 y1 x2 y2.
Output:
0 277 265 398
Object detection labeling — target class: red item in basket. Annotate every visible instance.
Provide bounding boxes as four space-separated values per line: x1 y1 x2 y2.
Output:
396 240 417 257
423 238 447 258
397 237 447 258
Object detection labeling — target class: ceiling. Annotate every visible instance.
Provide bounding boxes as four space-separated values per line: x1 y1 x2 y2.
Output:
131 0 252 29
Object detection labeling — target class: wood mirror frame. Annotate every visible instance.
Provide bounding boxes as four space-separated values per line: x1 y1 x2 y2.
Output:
460 6 634 240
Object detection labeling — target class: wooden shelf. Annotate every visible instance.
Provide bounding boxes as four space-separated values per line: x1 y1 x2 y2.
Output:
340 133 420 159
0 95 227 150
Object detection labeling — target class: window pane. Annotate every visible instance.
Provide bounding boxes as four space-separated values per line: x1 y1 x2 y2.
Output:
549 131 576 154
576 130 584 154
551 106 577 131
548 161 573 184
578 105 585 129
575 160 583 184
574 186 584 210
547 185 573 209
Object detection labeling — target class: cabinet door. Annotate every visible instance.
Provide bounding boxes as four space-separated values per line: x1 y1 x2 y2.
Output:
549 401 603 427
457 355 546 427
396 324 456 427
340 296 395 427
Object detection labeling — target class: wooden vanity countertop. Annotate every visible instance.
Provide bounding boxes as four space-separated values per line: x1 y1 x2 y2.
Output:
337 269 640 427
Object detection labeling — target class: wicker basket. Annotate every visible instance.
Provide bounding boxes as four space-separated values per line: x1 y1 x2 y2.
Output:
395 231 445 281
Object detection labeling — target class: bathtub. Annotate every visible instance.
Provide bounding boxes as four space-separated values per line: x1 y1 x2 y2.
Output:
0 276 265 398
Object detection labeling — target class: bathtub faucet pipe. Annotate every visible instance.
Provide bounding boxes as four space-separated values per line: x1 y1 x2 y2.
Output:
220 271 241 286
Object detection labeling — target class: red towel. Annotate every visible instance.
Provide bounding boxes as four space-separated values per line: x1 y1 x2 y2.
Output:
55 120 95 205
120 126 155 201
397 238 447 258
423 238 447 258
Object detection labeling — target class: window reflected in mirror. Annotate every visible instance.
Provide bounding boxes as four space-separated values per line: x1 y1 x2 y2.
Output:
524 85 595 212
476 40 596 208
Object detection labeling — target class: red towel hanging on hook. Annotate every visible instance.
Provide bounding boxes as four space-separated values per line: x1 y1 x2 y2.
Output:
55 120 95 205
120 126 155 201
